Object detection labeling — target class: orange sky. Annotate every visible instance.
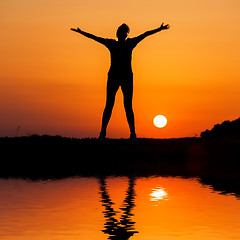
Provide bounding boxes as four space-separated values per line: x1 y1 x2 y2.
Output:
1 0 240 138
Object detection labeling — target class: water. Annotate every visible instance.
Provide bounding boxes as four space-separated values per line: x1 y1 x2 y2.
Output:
0 176 239 240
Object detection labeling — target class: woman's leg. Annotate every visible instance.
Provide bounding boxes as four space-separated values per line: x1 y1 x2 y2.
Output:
121 82 136 137
99 81 118 138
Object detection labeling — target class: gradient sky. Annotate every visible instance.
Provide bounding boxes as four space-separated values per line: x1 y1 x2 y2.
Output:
1 0 240 138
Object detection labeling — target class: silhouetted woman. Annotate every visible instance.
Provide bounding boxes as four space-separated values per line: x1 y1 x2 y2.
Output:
71 23 170 141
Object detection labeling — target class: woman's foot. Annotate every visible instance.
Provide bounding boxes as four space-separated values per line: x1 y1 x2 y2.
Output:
98 131 106 142
130 132 138 144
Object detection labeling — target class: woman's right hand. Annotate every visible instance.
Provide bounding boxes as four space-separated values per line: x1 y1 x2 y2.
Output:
70 27 81 33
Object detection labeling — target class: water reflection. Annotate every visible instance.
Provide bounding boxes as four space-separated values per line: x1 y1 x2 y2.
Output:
150 187 168 201
99 176 138 239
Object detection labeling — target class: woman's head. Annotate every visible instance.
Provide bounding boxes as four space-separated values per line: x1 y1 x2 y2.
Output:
116 23 130 40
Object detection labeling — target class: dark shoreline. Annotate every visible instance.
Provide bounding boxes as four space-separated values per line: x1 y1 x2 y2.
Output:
0 135 240 197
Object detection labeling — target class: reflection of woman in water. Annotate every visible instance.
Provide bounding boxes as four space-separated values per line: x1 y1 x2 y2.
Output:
71 23 170 141
98 176 137 240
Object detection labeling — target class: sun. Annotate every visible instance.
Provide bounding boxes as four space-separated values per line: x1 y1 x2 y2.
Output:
153 115 167 128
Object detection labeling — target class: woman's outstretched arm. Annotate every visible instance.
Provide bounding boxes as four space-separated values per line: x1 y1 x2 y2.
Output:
71 27 105 45
134 23 170 44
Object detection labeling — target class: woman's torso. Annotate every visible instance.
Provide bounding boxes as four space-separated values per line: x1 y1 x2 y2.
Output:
105 38 137 80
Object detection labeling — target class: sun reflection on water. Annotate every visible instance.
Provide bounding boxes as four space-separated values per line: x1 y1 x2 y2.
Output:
150 187 168 201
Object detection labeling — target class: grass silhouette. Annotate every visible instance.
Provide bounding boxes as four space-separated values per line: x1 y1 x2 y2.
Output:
0 117 239 197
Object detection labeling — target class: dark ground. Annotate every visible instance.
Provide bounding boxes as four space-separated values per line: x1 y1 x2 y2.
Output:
0 135 240 197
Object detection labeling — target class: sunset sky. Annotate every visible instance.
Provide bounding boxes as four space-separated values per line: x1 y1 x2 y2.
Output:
1 0 240 138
